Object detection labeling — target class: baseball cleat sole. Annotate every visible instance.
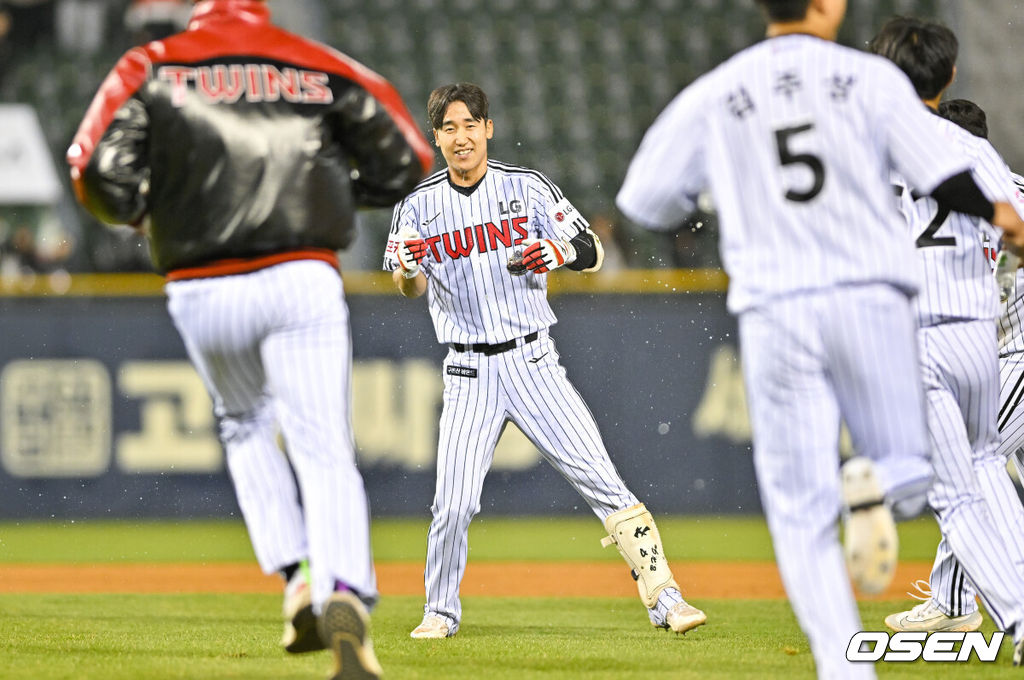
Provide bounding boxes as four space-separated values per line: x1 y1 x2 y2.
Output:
318 592 383 680
841 457 898 595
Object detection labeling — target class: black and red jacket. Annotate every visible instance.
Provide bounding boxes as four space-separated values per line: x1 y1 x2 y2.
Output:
67 0 433 279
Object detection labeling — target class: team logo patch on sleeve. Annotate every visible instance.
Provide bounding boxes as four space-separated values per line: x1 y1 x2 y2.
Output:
548 197 576 225
446 365 478 378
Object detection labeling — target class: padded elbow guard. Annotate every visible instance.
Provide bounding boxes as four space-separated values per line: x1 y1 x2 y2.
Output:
566 228 605 272
601 503 679 607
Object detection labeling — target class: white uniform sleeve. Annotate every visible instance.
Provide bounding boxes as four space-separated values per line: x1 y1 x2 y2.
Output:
876 63 970 194
1013 173 1024 214
972 140 1022 216
382 199 418 272
617 82 708 230
534 175 589 241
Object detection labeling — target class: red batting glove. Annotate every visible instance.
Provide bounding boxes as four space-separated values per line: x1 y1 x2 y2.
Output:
398 238 427 277
521 238 577 274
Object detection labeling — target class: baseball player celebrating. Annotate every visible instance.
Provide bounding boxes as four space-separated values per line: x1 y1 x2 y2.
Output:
383 82 705 639
616 1 1024 677
884 96 1024 636
997 172 1024 480
870 20 1024 652
67 1 433 677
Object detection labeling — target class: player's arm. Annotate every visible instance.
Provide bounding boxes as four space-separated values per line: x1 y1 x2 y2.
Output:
323 57 433 207
878 65 1024 238
66 48 151 227
519 229 604 274
565 229 603 272
617 84 707 230
928 171 1024 247
884 91 1024 247
520 182 604 274
393 268 427 298
994 174 1024 301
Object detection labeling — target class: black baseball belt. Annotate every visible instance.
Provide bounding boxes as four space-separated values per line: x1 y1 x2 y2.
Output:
451 331 539 356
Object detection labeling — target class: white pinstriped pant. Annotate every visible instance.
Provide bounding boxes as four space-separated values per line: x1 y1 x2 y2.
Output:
166 260 376 611
424 330 638 625
919 342 1024 623
739 284 933 680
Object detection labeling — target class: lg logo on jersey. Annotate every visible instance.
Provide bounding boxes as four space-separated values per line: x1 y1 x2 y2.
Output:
846 631 1004 663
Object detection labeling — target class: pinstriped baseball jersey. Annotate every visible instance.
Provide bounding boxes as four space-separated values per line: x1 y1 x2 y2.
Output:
617 33 976 678
998 174 1024 354
902 172 1024 622
384 158 690 632
383 160 587 344
893 118 1017 326
616 35 971 314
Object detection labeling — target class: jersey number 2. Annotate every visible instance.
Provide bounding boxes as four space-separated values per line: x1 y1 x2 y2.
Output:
775 124 825 202
915 205 955 248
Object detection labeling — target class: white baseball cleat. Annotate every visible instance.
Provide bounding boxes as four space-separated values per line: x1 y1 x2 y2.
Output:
318 591 383 680
1014 636 1024 666
281 573 325 653
841 457 898 595
884 600 982 633
647 587 706 634
883 580 983 633
666 601 707 634
410 613 457 639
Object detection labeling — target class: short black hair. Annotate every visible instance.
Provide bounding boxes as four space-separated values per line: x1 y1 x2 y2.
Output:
868 17 957 100
938 99 988 139
753 0 810 22
427 83 489 130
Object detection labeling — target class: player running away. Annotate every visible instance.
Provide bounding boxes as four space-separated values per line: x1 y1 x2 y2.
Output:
67 1 433 678
383 82 705 639
617 0 1024 677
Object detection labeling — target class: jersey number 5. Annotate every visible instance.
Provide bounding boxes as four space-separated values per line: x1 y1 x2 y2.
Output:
775 124 825 202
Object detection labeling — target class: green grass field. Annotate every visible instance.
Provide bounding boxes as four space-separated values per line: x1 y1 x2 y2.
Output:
0 517 1016 679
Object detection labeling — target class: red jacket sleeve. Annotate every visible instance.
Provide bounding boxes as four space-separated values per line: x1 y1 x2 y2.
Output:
67 48 152 226
310 47 434 206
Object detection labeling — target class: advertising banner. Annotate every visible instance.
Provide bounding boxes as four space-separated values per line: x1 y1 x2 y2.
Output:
0 290 757 518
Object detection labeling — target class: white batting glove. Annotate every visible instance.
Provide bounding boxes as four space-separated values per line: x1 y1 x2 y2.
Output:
521 238 577 274
397 227 427 278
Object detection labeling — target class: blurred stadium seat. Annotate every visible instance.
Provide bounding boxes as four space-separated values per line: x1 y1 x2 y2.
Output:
1 0 942 271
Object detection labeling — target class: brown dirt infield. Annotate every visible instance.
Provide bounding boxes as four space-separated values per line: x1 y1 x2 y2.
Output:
0 560 933 599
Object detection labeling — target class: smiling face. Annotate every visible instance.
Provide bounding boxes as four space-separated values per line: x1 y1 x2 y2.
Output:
433 100 493 186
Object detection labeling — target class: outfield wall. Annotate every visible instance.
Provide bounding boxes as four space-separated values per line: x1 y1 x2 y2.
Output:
0 271 759 519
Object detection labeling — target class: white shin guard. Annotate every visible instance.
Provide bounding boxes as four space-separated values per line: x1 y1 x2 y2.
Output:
601 503 679 608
